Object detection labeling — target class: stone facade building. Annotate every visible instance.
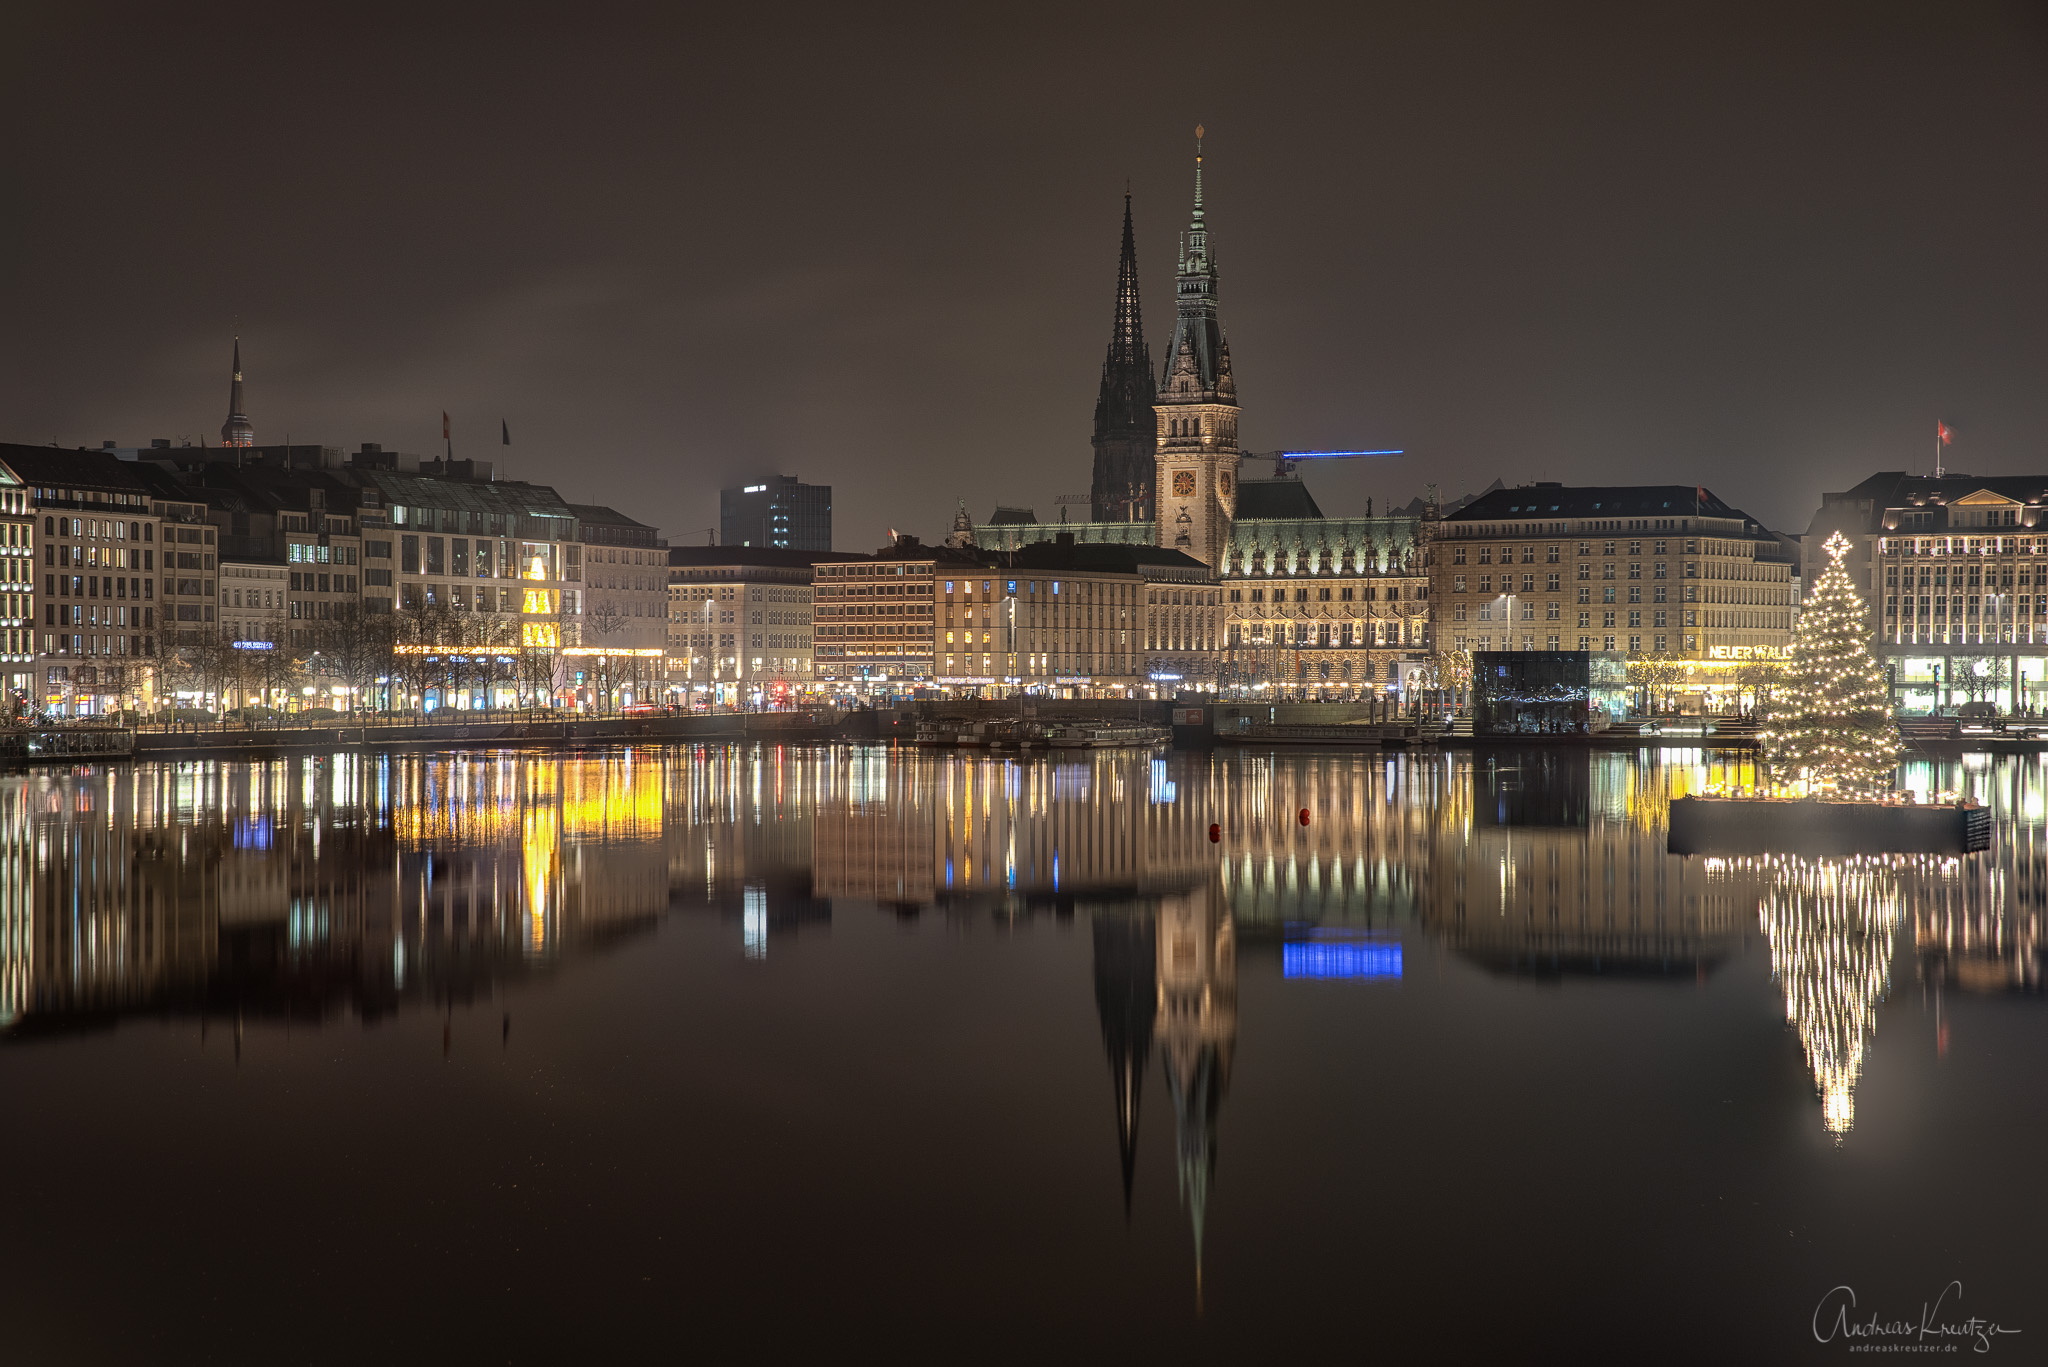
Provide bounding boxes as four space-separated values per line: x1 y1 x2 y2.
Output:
1431 483 1795 708
0 445 163 716
666 546 863 701
1805 470 2048 711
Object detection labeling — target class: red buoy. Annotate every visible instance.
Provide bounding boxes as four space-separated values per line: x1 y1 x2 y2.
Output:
1298 807 1311 826
1208 823 1221 843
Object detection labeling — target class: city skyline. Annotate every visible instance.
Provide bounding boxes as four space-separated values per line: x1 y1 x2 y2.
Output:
5 5 2045 550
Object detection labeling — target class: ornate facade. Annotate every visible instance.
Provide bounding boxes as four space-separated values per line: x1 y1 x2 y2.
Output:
1153 128 1239 570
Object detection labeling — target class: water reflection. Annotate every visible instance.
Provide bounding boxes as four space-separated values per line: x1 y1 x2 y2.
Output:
1755 859 1906 1137
7 746 2048 1162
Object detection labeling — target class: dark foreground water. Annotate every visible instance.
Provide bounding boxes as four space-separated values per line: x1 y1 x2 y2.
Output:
0 744 2043 1364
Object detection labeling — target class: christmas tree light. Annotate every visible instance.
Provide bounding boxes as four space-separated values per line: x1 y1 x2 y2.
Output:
1759 858 1900 1138
1758 531 1902 798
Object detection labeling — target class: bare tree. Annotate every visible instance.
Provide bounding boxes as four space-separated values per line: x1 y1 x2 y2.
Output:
583 601 630 714
319 600 394 713
1951 652 2000 706
1627 653 1687 715
1735 658 1785 717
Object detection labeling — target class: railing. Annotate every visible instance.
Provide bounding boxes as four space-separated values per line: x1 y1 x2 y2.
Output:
0 728 136 763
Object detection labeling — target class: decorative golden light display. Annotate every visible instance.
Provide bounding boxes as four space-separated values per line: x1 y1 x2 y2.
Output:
1757 531 1902 797
1757 856 1901 1138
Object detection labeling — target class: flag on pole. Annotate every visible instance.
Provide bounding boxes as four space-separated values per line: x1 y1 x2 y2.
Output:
1939 421 1953 445
501 418 511 446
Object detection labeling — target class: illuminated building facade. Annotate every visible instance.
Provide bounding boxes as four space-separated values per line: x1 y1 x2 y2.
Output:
354 470 582 650
1221 484 1429 696
935 538 1211 692
218 559 288 647
0 444 163 717
1806 471 2048 712
665 546 862 700
0 456 33 700
721 475 831 552
1154 129 1239 571
573 505 668 650
137 467 222 648
813 537 974 689
1431 484 1795 708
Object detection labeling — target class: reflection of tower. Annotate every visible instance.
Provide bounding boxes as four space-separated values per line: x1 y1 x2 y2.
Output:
1091 194 1157 524
1092 913 1157 1216
1759 859 1900 1138
221 337 254 448
1153 126 1239 567
1155 882 1236 1299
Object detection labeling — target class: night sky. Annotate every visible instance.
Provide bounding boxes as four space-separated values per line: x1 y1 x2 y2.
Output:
5 2 2045 547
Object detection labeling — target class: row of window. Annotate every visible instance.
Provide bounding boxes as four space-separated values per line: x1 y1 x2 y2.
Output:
1229 585 1418 603
1455 634 1699 654
1887 596 2048 617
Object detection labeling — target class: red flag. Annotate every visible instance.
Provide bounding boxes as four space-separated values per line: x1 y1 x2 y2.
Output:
1939 422 1953 445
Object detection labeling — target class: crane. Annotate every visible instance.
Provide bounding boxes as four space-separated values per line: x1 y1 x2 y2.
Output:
1240 449 1405 479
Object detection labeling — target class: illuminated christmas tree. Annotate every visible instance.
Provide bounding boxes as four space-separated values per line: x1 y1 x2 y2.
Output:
1759 531 1901 797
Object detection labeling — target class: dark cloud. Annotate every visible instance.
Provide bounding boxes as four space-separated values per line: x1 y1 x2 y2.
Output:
3 1 2044 542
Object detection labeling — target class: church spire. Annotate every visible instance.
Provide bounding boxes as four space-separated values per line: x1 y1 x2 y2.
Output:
1090 192 1158 523
1163 126 1231 402
221 337 254 448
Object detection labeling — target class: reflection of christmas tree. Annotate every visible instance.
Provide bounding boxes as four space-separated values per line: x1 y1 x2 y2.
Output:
1759 859 1900 1137
1758 531 1901 797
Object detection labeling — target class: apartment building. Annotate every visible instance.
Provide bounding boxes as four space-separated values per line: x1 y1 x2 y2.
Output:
1804 470 2048 712
1431 484 1794 709
0 456 34 699
0 447 164 716
813 537 978 689
812 534 1211 696
573 505 668 651
985 538 1211 692
351 471 582 647
666 546 864 700
219 557 289 644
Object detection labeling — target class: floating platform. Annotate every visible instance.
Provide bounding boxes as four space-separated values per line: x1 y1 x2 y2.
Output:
1667 795 1991 857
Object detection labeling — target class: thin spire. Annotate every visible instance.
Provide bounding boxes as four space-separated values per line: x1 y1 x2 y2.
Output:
221 335 254 448
1192 123 1205 224
1111 192 1145 362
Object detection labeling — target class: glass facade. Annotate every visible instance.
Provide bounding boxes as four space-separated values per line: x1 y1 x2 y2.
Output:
1472 650 1629 735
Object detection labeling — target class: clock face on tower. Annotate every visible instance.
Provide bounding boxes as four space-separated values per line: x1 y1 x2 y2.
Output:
1172 470 1196 497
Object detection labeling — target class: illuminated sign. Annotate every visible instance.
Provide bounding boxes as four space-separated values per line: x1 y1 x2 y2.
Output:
1707 645 1785 660
1149 672 1182 681
559 647 666 658
936 676 999 685
1282 932 1403 980
231 641 275 651
743 484 767 493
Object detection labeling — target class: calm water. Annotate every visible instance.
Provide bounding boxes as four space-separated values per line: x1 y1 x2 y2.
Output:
1 744 2043 1363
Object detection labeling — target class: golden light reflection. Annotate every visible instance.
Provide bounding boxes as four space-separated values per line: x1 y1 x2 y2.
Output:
1755 857 1904 1138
